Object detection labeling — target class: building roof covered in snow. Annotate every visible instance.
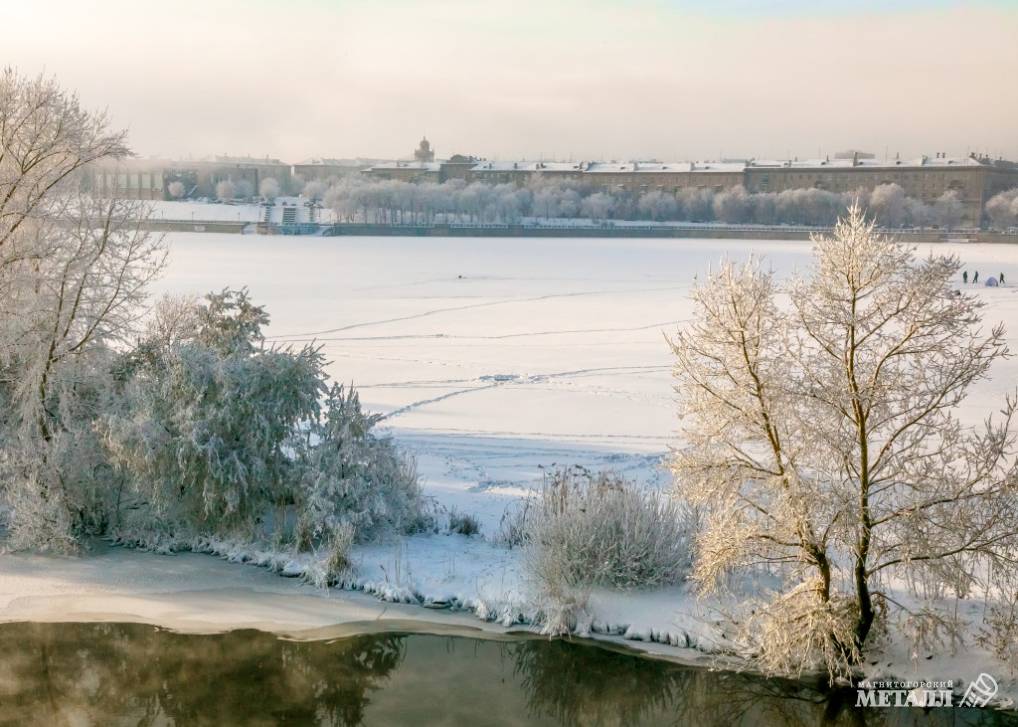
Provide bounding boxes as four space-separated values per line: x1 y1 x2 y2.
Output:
470 160 586 173
747 155 993 170
364 161 444 173
584 161 746 174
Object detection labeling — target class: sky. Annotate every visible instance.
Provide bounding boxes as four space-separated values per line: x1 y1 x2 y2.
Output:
3 0 1017 163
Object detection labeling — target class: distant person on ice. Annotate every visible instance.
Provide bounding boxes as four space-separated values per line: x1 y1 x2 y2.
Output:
974 271 980 284
1001 272 1006 285
963 271 969 284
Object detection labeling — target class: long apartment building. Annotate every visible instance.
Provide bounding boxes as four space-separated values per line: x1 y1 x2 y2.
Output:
88 155 295 200
365 150 1018 228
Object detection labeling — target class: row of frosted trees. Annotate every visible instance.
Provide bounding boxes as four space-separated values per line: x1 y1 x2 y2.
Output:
311 175 972 229
191 167 1012 232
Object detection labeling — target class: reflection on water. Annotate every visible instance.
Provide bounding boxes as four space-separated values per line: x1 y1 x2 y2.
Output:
0 622 1014 726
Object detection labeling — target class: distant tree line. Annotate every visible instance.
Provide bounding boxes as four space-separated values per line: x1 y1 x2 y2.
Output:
986 188 1018 230
309 176 975 229
206 170 1018 232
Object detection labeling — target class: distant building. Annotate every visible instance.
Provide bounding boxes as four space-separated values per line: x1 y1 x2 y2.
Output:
468 160 587 186
583 160 745 194
414 137 435 163
742 154 1018 227
88 155 294 200
438 154 479 182
190 155 292 197
362 161 444 183
365 145 1018 227
88 157 165 200
292 158 383 185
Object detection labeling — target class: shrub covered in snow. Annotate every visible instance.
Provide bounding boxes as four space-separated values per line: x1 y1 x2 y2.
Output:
521 468 693 634
295 383 429 546
496 498 532 549
446 508 481 537
526 468 692 591
102 290 428 553
102 291 317 537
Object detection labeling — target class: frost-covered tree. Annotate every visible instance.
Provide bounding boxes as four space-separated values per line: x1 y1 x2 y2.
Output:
0 69 165 550
4 196 164 439
215 179 236 202
749 192 778 226
167 180 186 199
259 177 280 200
673 188 708 222
670 203 1018 678
0 69 128 253
493 184 530 223
302 180 327 203
233 178 254 201
773 188 848 226
985 189 1018 230
712 185 752 224
867 183 907 228
580 192 615 221
637 190 679 221
903 196 932 228
933 190 965 229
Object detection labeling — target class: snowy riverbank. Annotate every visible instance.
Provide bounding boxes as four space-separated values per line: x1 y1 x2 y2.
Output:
0 540 723 669
3 537 1016 711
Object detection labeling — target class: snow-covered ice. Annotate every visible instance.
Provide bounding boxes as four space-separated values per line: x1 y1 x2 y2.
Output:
148 200 265 223
147 199 338 225
150 233 1018 528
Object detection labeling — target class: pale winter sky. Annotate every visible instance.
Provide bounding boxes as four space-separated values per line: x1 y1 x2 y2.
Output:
4 0 1017 163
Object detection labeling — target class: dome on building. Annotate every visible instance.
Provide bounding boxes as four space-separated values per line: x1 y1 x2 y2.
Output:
414 137 435 162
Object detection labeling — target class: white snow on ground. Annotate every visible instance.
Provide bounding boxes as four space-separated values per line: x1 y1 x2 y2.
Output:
0 541 524 639
5 233 1018 699
148 200 336 225
148 200 264 222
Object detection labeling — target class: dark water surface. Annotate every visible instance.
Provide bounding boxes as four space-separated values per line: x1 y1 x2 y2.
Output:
0 622 1014 726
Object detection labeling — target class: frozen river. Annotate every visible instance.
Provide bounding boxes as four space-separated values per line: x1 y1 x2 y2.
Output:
155 233 1018 530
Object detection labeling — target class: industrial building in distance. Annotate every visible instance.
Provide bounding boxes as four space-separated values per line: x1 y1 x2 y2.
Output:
88 138 1018 227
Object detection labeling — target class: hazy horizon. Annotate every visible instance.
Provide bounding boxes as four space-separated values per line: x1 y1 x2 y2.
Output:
5 0 1017 163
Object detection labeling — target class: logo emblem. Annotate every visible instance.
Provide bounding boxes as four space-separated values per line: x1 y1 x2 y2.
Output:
959 673 998 708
